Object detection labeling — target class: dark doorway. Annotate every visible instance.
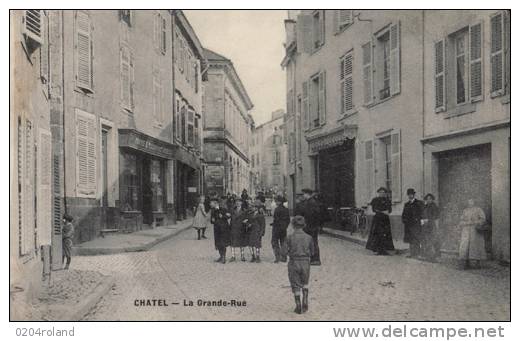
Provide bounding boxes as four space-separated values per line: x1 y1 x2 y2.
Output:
101 129 109 229
142 158 153 225
318 139 356 209
437 143 492 253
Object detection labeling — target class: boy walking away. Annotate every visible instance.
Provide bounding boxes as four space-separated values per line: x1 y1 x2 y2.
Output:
287 216 314 314
62 213 75 270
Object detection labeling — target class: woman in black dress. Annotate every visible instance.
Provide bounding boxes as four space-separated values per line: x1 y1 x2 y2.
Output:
246 200 266 263
230 200 249 262
366 187 395 255
422 193 441 261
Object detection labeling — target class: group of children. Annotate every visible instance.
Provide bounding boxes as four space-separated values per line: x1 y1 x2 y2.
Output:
193 193 314 315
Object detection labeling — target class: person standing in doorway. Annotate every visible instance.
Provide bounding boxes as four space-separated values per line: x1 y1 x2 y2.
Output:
366 187 395 255
271 195 290 263
295 188 321 265
192 196 208 240
402 188 424 258
241 189 249 210
286 215 314 314
210 197 231 264
458 198 487 269
421 193 441 261
62 213 75 270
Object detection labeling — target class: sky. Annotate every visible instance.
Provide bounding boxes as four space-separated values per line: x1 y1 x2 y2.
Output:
184 10 287 126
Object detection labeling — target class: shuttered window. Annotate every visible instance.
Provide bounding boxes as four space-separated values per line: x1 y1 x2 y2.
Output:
491 11 505 96
40 11 50 92
318 71 326 126
38 129 52 246
390 130 402 202
434 39 446 112
362 41 373 105
154 12 166 54
468 22 483 101
120 46 134 111
334 10 353 33
187 109 194 146
296 14 313 54
389 22 401 96
76 109 97 197
340 51 354 114
312 10 325 50
75 10 93 92
153 69 163 125
302 81 309 130
364 140 374 202
18 119 36 256
23 10 43 46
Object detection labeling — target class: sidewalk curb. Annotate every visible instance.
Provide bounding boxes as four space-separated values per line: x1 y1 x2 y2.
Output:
322 229 409 252
50 276 115 321
74 224 193 256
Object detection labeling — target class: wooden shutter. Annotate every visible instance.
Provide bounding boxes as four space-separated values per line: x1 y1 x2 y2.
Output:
38 129 52 246
338 10 352 31
491 11 505 96
389 21 401 96
341 53 354 114
120 46 131 110
362 41 373 105
76 109 97 197
40 11 49 87
75 10 93 91
469 22 483 102
319 71 326 126
302 81 309 130
365 140 374 203
434 39 446 112
390 130 402 202
23 10 43 45
296 14 313 54
161 15 167 54
22 119 35 255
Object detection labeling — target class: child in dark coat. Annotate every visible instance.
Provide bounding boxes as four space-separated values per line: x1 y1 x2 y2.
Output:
62 213 75 270
286 215 314 314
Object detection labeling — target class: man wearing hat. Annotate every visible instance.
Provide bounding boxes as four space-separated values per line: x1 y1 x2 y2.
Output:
286 215 314 314
295 188 321 265
271 195 290 263
402 188 424 258
210 197 232 264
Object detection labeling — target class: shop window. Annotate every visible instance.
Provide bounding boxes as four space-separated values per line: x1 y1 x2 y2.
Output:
151 159 164 212
120 152 140 211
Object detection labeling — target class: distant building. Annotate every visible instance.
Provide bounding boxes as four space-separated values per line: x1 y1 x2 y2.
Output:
202 48 254 197
251 109 287 196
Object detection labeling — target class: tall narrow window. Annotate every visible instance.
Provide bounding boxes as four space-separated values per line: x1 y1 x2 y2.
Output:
120 46 134 111
491 12 506 96
75 10 93 92
340 52 354 114
312 10 324 50
455 32 469 104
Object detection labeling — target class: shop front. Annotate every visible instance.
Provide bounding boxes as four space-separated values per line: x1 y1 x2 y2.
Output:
118 129 175 229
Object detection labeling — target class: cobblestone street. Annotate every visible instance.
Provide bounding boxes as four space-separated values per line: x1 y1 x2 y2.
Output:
73 217 510 321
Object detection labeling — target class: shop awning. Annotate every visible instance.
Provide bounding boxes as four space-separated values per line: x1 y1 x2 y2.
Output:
306 125 357 153
119 129 175 159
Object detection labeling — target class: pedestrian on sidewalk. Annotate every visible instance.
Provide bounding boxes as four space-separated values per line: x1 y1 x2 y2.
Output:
192 196 208 240
458 198 487 269
271 195 290 263
210 197 231 264
247 199 266 263
421 193 441 262
287 215 314 314
295 188 321 265
402 188 424 258
62 213 75 270
366 187 395 255
241 189 249 210
230 199 249 262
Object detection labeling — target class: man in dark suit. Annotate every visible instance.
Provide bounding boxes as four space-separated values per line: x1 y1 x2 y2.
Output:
271 195 290 263
210 197 231 264
401 188 424 258
295 188 321 265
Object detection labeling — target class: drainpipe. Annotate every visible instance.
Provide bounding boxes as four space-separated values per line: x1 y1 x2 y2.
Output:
170 11 177 222
421 10 426 196
61 10 67 212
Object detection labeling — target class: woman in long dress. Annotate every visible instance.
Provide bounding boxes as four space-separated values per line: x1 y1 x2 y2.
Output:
458 198 487 269
366 187 395 255
192 196 208 240
230 200 249 262
247 200 266 263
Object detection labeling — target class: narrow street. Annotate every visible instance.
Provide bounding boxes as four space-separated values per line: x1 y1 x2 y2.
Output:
72 217 510 321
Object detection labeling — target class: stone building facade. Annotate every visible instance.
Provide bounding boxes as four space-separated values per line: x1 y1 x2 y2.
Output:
251 109 287 195
10 10 54 318
283 10 510 260
202 48 254 197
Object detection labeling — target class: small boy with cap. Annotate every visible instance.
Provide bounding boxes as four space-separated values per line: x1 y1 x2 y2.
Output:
286 215 314 314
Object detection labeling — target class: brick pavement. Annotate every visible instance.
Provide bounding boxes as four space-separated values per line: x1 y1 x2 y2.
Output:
72 217 510 321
